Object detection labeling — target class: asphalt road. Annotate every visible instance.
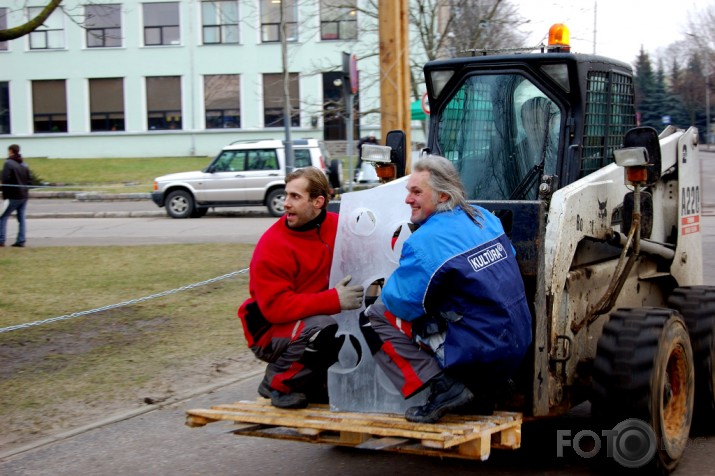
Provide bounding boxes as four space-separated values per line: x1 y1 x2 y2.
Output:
4 200 276 247
2 373 714 476
1 152 715 474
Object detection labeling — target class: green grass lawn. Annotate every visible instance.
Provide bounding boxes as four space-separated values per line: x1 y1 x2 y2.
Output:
0 243 258 450
25 155 354 194
27 156 213 194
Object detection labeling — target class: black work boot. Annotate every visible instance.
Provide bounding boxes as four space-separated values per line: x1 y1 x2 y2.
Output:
269 390 308 409
404 373 474 423
257 378 308 409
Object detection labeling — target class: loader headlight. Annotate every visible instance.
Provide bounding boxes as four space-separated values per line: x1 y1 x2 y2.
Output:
614 147 650 184
360 144 392 163
614 147 649 167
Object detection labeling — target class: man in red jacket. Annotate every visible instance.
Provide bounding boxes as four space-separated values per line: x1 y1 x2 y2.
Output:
238 166 364 409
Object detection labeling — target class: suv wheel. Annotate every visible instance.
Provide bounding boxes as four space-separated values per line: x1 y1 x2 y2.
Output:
165 190 195 219
266 188 286 217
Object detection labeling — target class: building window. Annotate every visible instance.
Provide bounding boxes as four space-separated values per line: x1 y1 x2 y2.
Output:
0 82 9 134
0 8 8 51
143 2 180 46
28 7 65 50
32 80 68 133
320 0 357 41
204 75 240 129
90 78 125 132
201 1 239 44
263 73 299 127
260 0 297 43
85 4 122 48
146 76 182 130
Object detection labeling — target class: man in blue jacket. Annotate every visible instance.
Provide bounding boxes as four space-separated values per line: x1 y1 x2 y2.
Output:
360 154 532 423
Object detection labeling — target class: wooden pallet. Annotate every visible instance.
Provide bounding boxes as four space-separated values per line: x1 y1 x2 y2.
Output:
186 399 522 461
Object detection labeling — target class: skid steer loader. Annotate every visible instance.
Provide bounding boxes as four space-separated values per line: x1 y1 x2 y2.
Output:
357 23 712 474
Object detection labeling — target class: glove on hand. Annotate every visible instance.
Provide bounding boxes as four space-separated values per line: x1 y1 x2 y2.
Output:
335 275 365 310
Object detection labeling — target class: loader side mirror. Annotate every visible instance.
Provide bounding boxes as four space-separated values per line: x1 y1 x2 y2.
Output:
385 130 407 178
622 126 661 184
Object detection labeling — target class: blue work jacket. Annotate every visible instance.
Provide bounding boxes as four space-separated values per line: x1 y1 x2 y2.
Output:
382 205 532 370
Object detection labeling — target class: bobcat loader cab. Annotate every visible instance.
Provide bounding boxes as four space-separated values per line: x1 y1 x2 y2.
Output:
365 23 710 473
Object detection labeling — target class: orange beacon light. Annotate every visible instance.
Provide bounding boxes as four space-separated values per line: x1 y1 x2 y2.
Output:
548 23 571 52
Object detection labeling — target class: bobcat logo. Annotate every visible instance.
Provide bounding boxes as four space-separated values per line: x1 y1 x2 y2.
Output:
598 198 608 220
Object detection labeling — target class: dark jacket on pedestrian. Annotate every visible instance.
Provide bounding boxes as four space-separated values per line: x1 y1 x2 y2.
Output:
2 154 32 200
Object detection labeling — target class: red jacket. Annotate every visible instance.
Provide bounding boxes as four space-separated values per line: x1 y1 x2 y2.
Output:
238 211 342 346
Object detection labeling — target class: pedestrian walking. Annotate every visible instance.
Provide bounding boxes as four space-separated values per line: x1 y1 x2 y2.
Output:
1 144 32 247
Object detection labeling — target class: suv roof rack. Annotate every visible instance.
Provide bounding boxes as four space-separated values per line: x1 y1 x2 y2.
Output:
228 139 275 145
227 138 317 146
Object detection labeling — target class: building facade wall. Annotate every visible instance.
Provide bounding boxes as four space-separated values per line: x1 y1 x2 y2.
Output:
0 0 405 159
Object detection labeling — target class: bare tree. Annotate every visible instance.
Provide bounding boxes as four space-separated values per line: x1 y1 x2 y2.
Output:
0 0 63 41
685 2 715 73
412 0 528 62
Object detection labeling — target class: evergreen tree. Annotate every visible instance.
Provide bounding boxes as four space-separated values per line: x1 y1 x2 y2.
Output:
633 48 660 129
650 61 670 131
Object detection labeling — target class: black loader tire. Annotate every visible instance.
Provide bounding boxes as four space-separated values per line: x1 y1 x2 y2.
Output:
668 286 715 431
592 308 694 474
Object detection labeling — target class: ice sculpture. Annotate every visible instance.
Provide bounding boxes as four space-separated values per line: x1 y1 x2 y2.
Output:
327 176 428 412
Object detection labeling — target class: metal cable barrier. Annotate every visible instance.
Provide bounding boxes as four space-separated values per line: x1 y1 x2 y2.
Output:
0 268 249 334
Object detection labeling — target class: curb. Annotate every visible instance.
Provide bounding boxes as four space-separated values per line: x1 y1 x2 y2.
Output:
27 211 167 219
30 191 151 200
28 191 273 218
26 210 272 219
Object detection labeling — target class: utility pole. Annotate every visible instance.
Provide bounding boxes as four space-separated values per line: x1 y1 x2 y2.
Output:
379 0 411 171
280 1 294 172
707 72 711 147
592 0 598 54
340 52 356 191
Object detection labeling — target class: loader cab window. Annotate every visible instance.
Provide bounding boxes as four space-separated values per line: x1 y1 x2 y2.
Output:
436 74 560 200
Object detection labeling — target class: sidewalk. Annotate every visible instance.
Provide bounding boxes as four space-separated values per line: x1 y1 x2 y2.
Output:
25 191 270 218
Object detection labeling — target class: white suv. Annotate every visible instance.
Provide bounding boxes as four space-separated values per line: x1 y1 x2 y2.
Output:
151 139 340 218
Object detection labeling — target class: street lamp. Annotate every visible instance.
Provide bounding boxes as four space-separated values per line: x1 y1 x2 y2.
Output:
334 72 355 192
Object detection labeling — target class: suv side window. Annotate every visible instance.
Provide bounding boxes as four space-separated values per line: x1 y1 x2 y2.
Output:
294 149 312 168
247 149 279 171
213 150 247 172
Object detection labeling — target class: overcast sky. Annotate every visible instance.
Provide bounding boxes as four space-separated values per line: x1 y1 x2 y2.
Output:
513 0 705 64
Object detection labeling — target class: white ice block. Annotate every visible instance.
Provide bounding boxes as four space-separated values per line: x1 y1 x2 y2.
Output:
327 176 428 413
